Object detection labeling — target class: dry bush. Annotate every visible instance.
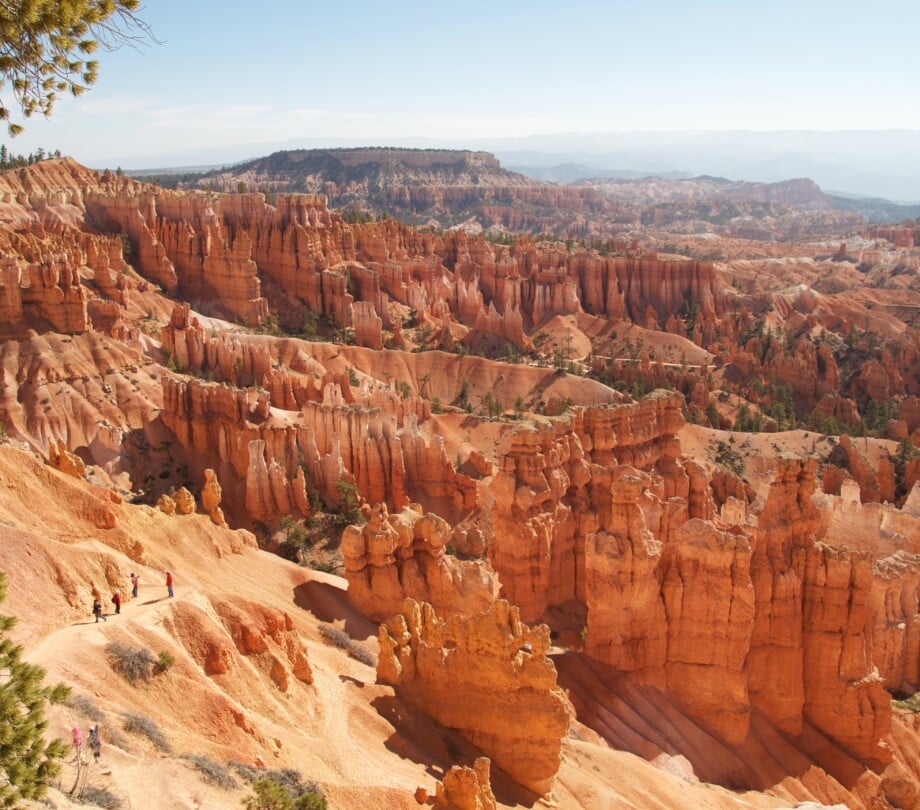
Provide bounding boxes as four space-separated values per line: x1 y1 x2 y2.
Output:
67 693 105 722
76 785 123 809
181 753 237 789
121 712 171 753
105 641 157 684
318 623 375 667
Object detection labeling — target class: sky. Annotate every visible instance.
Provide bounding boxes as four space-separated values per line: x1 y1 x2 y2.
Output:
3 0 920 169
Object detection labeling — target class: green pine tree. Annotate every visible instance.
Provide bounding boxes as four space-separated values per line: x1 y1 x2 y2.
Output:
0 571 70 807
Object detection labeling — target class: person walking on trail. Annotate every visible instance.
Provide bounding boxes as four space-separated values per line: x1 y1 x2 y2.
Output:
165 571 174 598
130 572 139 599
92 597 106 622
88 725 101 762
111 591 121 615
71 726 83 755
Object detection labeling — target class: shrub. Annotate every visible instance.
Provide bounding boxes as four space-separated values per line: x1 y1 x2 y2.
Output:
162 349 185 374
242 773 327 810
121 712 171 753
893 692 920 713
67 693 105 723
332 479 364 527
278 515 308 557
308 559 340 575
229 760 261 783
244 777 291 810
180 754 237 789
318 623 376 667
76 785 123 809
106 641 157 684
714 440 744 476
156 651 175 673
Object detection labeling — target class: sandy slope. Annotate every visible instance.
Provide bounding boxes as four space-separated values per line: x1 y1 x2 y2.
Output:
0 444 845 809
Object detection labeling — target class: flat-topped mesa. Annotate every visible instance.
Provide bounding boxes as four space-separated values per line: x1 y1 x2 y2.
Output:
326 147 503 171
377 598 572 796
488 391 686 621
342 503 499 621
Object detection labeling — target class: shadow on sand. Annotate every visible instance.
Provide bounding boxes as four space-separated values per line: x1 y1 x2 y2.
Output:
553 649 883 793
292 579 377 641
370 692 542 808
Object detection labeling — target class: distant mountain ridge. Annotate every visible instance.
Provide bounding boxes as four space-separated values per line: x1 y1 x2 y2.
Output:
138 146 920 236
492 129 920 203
158 147 610 234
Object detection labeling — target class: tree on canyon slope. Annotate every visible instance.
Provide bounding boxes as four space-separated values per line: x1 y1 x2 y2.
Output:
0 571 70 807
0 0 154 134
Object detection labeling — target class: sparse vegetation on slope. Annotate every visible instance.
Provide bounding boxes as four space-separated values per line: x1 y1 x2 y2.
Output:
0 572 70 807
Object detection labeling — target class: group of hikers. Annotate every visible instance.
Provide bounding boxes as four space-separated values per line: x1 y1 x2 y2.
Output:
91 571 174 622
72 724 102 762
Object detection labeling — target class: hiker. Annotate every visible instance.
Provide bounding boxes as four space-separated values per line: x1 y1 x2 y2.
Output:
71 725 83 753
88 725 101 762
130 572 139 599
111 591 121 615
165 571 174 598
92 597 106 622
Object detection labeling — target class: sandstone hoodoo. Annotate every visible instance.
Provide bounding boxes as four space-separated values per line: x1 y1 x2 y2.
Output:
1 155 920 809
342 502 499 620
377 598 573 796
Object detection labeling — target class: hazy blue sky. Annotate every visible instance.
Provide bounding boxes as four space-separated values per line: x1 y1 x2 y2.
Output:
4 0 919 168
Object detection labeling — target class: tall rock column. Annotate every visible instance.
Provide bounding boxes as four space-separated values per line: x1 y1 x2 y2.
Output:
662 519 755 742
802 545 892 763
584 467 667 680
378 599 572 797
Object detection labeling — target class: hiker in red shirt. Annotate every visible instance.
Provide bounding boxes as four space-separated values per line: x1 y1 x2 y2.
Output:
166 571 174 598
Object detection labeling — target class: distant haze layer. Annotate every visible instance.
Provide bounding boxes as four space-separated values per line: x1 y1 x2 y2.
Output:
120 130 920 204
492 130 920 203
